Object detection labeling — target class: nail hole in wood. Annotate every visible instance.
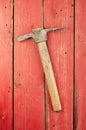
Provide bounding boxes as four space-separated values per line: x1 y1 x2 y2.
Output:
71 3 74 7
53 125 55 127
18 73 21 76
70 16 73 18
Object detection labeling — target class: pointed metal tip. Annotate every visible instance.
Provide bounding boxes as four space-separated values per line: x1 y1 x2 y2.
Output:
17 37 21 42
55 26 66 30
17 33 32 42
45 26 66 32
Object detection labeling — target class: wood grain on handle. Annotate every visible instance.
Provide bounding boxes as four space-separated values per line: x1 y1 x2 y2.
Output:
37 41 62 111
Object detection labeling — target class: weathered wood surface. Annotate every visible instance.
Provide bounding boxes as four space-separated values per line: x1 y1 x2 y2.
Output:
14 0 45 130
75 0 86 129
37 41 61 111
0 0 86 130
44 0 74 129
0 1 12 130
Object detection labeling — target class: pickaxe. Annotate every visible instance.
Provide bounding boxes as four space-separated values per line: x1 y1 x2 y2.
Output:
17 26 65 111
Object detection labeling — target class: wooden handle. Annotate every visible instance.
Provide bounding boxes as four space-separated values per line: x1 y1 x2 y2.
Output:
37 41 62 111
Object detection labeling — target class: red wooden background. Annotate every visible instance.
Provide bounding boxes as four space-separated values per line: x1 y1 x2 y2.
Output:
0 0 86 130
0 1 12 130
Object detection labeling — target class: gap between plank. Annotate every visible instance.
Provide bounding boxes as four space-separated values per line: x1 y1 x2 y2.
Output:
42 0 47 130
42 0 44 28
73 0 77 130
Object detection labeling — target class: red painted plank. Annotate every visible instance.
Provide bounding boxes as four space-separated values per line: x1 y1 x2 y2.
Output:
14 0 45 130
44 0 74 129
75 0 86 129
0 1 12 130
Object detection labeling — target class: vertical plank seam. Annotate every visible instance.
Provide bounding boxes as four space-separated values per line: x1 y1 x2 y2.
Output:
73 0 77 130
12 0 14 129
42 0 44 28
42 0 47 130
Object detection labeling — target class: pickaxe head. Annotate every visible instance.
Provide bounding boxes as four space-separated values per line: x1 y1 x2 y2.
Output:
17 26 65 43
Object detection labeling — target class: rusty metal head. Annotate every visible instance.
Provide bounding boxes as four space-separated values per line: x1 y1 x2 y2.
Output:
17 26 65 43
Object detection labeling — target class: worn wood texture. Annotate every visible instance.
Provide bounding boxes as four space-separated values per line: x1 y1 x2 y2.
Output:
44 0 74 129
75 0 86 129
38 41 61 111
0 0 86 130
0 1 12 130
14 0 45 130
